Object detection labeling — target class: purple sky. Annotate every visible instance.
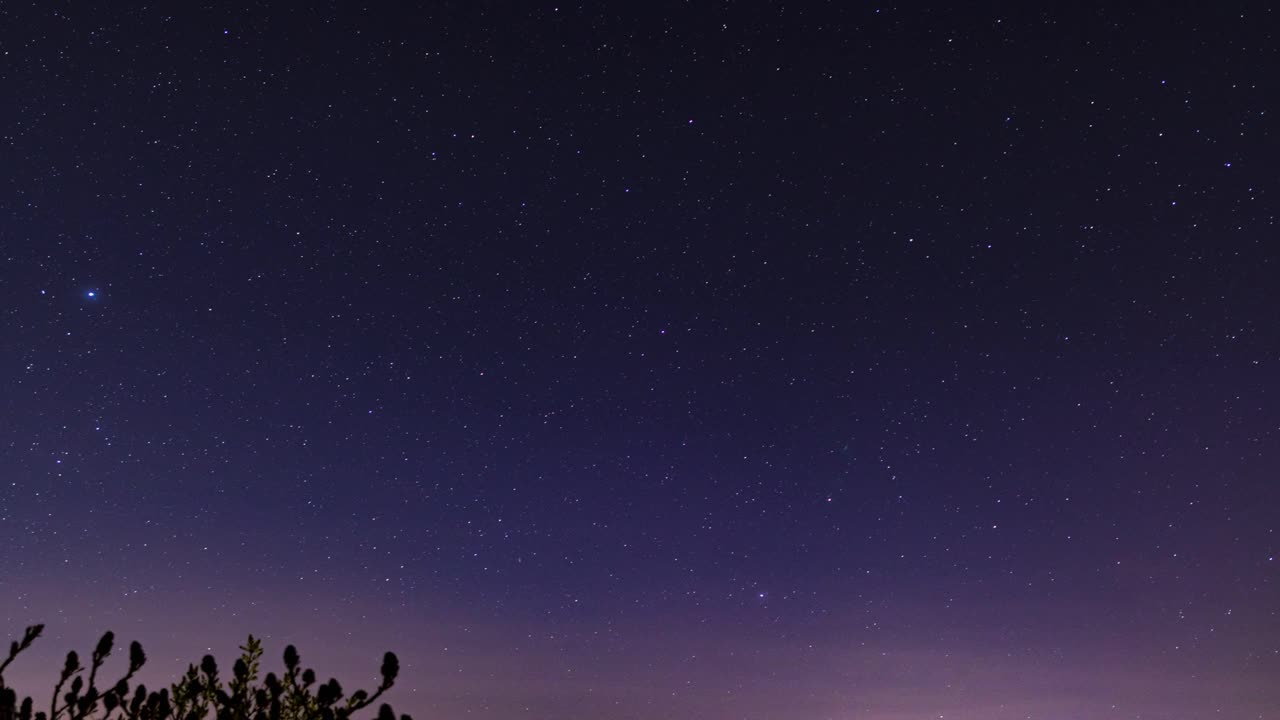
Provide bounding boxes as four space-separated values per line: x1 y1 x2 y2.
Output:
3 2 1278 718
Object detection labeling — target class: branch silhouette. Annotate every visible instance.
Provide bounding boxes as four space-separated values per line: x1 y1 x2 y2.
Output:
0 626 411 720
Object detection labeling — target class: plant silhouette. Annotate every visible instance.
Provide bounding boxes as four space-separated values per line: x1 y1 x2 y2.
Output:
0 625 411 720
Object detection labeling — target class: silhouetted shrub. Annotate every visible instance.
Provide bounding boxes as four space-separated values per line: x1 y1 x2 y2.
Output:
0 625 411 720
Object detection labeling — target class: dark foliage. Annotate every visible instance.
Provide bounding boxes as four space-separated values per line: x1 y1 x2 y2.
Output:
0 626 411 720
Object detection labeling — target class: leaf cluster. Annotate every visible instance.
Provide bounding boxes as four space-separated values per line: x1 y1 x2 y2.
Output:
0 626 411 720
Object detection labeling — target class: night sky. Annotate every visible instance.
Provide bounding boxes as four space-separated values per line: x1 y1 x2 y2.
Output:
3 3 1279 719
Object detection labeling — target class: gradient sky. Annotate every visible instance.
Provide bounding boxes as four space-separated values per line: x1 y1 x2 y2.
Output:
2 2 1279 719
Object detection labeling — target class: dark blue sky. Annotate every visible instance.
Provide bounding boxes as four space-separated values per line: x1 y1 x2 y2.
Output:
3 3 1278 718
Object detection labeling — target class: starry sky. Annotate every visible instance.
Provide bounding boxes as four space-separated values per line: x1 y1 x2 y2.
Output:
2 3 1279 719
